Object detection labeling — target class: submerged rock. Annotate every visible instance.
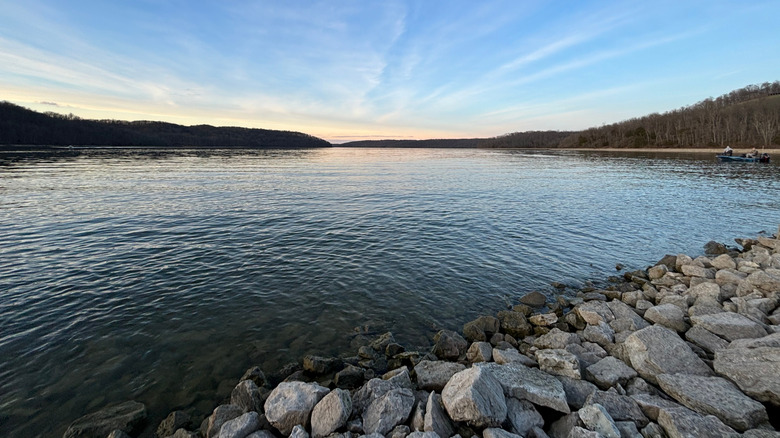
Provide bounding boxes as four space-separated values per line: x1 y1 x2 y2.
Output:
63 401 147 438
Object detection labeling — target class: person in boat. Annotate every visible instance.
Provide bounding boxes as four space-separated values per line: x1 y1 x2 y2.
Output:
723 145 733 156
747 147 759 158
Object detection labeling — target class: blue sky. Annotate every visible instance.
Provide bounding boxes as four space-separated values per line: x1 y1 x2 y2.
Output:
1 1 779 142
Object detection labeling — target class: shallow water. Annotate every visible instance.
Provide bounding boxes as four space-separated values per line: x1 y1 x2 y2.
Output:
0 147 778 437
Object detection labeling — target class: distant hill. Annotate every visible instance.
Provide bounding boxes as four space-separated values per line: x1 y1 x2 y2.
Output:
558 81 780 149
0 101 331 149
339 138 482 148
340 131 572 149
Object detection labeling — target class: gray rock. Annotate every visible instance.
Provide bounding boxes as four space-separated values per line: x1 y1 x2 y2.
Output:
623 325 713 385
747 270 780 293
289 425 308 438
606 300 649 330
681 265 716 279
582 321 615 346
245 431 276 438
388 425 410 438
463 316 500 342
585 356 637 390
657 406 739 438
423 392 454 438
62 401 147 438
334 364 366 389
548 412 583 438
432 330 468 360
106 430 132 438
688 282 722 301
482 428 523 438
498 310 533 338
157 411 191 438
353 376 405 415
630 393 681 422
441 366 508 427
529 313 558 327
714 345 780 405
311 388 352 438
231 380 264 413
742 430 780 438
586 390 648 427
578 403 619 438
684 325 729 355
576 301 615 325
644 304 690 333
533 328 580 349
711 254 737 270
414 360 466 391
218 412 261 438
505 398 543 436
264 381 329 436
203 405 244 438
493 347 536 366
303 355 343 375
405 432 439 438
567 426 601 437
520 291 548 307
655 373 768 432
691 312 768 341
648 264 668 280
535 348 581 379
240 366 268 388
466 341 493 363
715 269 747 286
477 362 570 414
362 387 415 436
410 400 425 432
556 376 598 410
615 421 642 438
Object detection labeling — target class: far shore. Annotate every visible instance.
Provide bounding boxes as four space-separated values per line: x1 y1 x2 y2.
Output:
555 147 778 153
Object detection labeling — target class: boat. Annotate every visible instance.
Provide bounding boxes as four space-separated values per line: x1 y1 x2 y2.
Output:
717 154 770 163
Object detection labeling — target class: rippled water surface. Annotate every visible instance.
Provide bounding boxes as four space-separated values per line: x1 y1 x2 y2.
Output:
1 147 778 436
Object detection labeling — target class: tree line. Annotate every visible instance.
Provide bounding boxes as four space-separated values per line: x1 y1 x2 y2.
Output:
558 81 780 149
0 101 331 148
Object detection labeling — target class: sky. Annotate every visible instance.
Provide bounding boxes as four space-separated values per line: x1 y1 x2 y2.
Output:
1 1 779 142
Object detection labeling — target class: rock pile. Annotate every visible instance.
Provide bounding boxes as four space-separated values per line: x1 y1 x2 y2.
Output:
65 232 780 438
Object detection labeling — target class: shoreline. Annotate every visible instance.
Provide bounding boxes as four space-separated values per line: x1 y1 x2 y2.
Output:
65 228 780 438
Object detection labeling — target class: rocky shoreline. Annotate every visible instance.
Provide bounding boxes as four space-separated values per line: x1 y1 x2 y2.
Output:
64 229 780 438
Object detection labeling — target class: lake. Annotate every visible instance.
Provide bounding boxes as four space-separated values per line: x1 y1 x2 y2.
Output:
1 147 778 437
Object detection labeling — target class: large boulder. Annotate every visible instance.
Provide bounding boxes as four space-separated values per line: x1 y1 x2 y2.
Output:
690 312 768 341
623 325 713 384
362 387 415 436
657 406 739 438
264 381 329 435
311 388 352 438
656 373 768 432
63 401 147 438
714 343 780 406
644 304 689 333
432 330 468 360
466 341 493 363
442 366 507 427
477 362 570 414
576 301 615 325
747 270 780 293
414 360 466 391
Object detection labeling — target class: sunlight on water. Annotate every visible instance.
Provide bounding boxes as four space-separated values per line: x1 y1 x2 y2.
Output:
0 147 778 436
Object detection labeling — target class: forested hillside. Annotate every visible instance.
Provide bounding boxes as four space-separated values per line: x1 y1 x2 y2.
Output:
559 81 780 149
0 102 331 148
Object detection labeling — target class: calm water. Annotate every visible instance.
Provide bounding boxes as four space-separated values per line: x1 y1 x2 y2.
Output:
1 147 778 437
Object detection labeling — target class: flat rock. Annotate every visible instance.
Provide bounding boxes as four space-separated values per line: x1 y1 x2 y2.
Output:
684 326 729 355
63 401 147 438
264 381 329 436
629 394 682 422
688 282 722 301
582 321 614 346
442 366 507 427
585 356 637 390
623 325 713 385
644 304 690 333
576 301 615 325
493 347 536 367
747 270 780 293
681 265 715 278
529 313 558 326
714 345 780 405
586 390 648 427
657 406 739 438
656 373 768 432
533 328 580 349
311 388 352 438
711 254 737 270
477 362 570 414
691 312 768 341
414 360 466 391
606 300 649 330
